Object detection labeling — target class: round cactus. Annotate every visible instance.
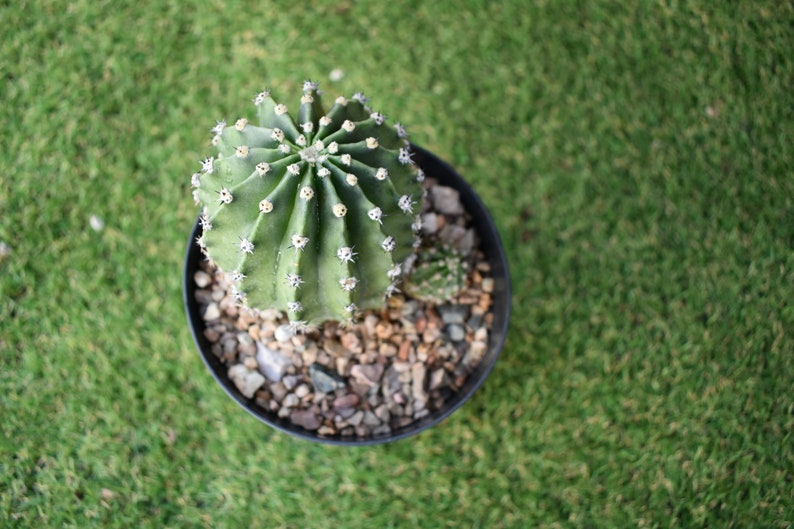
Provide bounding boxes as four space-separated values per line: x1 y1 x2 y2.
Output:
191 82 424 327
403 245 469 304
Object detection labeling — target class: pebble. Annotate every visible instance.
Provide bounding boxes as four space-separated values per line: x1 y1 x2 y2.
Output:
350 363 385 386
203 302 221 321
256 342 293 382
309 363 346 393
290 410 321 431
347 410 365 427
430 186 464 215
282 393 300 408
421 212 440 234
274 324 295 343
446 324 466 343
270 382 288 401
194 270 212 288
429 368 447 391
333 393 360 410
411 363 428 402
323 339 346 357
438 304 468 325
228 364 266 399
237 333 257 356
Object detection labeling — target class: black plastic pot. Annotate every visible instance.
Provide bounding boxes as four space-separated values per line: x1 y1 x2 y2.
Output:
183 145 511 445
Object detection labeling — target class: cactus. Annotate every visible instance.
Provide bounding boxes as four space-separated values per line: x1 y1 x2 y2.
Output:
191 81 424 327
403 245 469 303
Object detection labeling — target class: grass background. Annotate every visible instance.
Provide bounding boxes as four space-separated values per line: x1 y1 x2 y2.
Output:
1 1 792 527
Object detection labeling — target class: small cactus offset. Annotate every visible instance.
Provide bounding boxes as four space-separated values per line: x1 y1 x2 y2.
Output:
403 246 469 304
191 81 424 326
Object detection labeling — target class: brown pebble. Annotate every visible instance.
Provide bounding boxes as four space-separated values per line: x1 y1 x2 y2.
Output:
478 293 492 310
318 425 337 436
340 332 362 354
397 340 412 361
333 393 360 410
289 410 321 430
350 363 385 385
323 339 346 357
375 321 393 341
379 342 398 357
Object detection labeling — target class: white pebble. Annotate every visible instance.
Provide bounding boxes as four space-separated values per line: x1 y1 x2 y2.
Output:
274 324 295 343
194 270 212 288
203 302 221 321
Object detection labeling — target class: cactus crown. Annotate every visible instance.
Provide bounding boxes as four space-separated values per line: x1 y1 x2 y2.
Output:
191 82 423 327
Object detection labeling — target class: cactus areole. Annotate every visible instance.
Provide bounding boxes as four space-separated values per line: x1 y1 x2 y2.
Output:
191 82 424 327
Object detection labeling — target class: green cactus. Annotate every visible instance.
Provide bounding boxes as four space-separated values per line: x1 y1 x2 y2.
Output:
403 245 469 304
191 81 424 327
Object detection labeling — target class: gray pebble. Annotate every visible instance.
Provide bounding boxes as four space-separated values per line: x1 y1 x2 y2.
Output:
420 212 440 234
411 363 428 402
347 410 365 427
228 364 266 399
282 393 300 408
430 186 464 215
438 304 468 325
446 323 466 343
309 363 346 393
256 342 293 382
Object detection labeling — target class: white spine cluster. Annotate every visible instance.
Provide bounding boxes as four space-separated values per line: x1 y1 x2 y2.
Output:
253 90 270 104
368 207 383 223
239 238 255 254
256 162 271 176
200 157 215 174
259 199 273 213
299 186 314 200
291 234 309 251
339 277 358 292
332 203 348 217
218 188 233 204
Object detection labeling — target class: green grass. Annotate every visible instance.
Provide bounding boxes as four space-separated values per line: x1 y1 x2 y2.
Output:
2 1 793 527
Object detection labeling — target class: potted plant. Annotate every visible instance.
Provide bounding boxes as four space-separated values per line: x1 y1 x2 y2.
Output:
184 81 511 444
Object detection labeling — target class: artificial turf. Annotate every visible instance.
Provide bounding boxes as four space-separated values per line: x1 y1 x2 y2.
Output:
1 1 792 527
